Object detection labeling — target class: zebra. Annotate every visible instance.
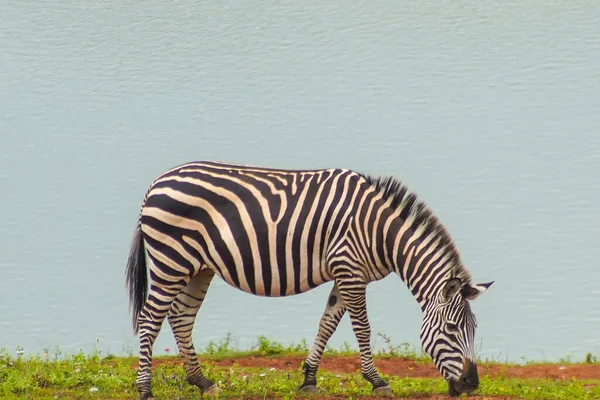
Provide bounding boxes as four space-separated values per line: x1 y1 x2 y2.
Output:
125 161 494 399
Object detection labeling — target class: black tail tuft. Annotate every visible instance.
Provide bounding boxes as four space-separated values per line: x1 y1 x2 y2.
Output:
125 224 148 334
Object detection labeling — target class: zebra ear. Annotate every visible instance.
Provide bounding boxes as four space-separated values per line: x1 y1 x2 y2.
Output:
462 281 494 301
442 278 462 301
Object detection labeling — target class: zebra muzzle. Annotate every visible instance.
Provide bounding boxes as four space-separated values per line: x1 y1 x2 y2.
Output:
447 358 479 396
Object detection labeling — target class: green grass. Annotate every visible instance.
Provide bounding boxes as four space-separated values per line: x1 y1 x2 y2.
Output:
1 335 599 399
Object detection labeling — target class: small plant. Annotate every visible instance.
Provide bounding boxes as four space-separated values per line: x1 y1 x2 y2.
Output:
585 352 597 364
204 332 236 356
325 341 355 356
52 345 63 361
374 332 423 360
287 338 309 353
558 354 572 364
15 345 25 359
253 336 285 356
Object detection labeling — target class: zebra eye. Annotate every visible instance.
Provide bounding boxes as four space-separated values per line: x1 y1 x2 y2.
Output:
446 322 459 332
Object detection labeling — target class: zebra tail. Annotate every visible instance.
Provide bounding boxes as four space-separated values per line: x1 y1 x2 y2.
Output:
125 223 148 335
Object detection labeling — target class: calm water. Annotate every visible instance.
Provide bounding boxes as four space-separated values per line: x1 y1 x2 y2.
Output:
1 1 599 363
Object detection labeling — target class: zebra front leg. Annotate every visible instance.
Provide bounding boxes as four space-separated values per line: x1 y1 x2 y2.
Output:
167 269 217 395
299 283 347 392
136 284 185 400
337 279 390 394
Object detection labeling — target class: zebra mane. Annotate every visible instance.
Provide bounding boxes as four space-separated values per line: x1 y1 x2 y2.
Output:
362 174 472 285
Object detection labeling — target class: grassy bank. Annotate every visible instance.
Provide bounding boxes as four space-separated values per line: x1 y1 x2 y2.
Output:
1 334 599 399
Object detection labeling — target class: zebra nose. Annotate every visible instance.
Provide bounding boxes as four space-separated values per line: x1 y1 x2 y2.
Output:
460 358 479 388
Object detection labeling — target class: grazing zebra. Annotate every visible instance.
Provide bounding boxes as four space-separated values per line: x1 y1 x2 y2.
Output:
125 161 493 399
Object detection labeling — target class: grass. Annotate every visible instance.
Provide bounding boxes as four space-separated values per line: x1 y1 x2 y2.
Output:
1 334 599 399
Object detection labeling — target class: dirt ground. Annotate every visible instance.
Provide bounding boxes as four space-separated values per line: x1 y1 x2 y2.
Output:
146 354 600 380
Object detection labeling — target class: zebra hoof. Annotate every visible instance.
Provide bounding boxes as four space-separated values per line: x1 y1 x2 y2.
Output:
298 384 318 393
202 384 220 396
372 385 392 395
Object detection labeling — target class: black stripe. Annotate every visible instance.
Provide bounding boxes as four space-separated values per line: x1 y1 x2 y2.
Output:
290 175 316 292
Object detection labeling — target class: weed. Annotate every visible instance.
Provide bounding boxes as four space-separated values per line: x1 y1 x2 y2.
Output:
205 332 236 356
375 332 421 359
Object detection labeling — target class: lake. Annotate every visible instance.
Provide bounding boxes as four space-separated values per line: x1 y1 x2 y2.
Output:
1 0 599 364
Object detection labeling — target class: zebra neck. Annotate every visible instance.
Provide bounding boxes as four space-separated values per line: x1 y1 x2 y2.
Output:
388 217 456 310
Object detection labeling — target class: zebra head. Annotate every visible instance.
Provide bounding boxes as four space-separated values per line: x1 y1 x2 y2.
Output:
420 277 493 397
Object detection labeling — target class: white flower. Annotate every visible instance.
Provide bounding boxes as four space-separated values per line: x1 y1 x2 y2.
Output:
89 387 99 393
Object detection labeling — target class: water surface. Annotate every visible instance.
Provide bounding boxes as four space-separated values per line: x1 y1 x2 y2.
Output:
1 1 599 363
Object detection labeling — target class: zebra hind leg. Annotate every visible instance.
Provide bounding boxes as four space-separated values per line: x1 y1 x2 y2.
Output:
135 283 187 400
299 283 347 393
167 268 218 395
336 279 390 394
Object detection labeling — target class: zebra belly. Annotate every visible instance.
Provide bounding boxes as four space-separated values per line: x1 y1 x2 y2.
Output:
205 226 333 297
